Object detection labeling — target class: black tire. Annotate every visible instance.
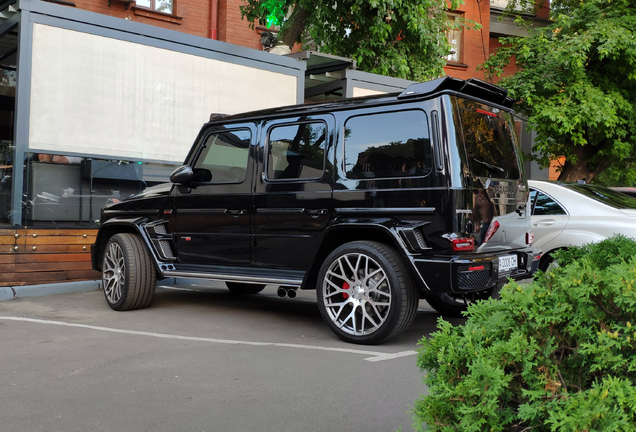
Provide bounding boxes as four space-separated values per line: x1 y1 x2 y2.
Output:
539 253 554 273
102 233 157 311
316 241 418 345
425 286 501 318
225 282 266 295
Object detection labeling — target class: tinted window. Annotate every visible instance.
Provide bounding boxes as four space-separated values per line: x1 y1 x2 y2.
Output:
530 190 566 216
267 122 326 180
344 110 432 180
193 129 250 183
459 100 520 180
567 184 636 209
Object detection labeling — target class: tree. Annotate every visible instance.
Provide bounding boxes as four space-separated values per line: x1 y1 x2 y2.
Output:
240 0 475 82
481 0 636 183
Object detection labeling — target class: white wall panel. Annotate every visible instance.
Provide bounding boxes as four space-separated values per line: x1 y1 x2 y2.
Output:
351 87 385 98
29 24 298 162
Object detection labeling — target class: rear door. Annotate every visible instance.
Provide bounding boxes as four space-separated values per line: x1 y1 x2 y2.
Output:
254 115 334 270
529 187 569 251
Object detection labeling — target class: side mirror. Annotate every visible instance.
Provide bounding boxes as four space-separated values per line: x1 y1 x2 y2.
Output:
170 165 194 184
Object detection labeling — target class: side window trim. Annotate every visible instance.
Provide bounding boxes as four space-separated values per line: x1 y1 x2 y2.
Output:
264 120 328 182
431 110 443 171
343 108 433 180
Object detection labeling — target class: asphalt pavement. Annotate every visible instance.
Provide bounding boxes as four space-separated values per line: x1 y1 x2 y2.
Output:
0 280 465 432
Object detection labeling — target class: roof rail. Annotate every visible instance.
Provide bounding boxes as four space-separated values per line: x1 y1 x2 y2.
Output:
398 77 514 108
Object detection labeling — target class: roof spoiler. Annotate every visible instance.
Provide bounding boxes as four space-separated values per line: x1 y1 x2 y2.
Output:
398 76 514 108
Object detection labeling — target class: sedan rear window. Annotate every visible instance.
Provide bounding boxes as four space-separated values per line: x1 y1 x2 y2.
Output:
567 184 636 209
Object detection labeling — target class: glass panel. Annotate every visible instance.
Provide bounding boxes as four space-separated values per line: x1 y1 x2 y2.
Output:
459 101 521 180
267 122 326 180
344 110 432 180
0 142 14 225
23 153 176 227
567 184 636 209
136 0 151 7
194 129 250 183
155 0 173 14
532 191 566 216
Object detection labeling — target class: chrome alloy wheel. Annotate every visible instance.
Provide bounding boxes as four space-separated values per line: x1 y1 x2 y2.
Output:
103 241 125 304
322 252 392 336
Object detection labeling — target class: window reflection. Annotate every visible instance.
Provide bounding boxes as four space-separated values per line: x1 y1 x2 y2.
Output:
344 110 432 180
22 153 177 227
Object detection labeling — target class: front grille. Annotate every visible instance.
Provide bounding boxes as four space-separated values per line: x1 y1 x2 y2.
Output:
457 269 491 290
154 224 167 235
159 240 174 258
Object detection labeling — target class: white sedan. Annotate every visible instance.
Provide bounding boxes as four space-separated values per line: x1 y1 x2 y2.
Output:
528 180 636 271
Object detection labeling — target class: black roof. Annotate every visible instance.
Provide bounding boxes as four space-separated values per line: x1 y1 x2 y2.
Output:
211 76 514 125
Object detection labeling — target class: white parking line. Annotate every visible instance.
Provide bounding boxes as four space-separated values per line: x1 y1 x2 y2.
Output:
0 316 417 362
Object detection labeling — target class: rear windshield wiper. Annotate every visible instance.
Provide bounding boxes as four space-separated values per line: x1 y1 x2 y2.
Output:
473 158 505 174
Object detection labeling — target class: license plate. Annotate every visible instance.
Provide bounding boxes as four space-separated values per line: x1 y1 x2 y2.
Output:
499 255 518 272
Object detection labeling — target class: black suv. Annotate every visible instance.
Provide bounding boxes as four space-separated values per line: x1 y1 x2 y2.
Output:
92 77 540 344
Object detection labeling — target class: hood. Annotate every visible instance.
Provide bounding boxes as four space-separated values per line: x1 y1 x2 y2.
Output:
125 183 173 201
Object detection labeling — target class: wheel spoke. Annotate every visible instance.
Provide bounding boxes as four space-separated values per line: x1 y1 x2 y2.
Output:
103 241 125 304
322 251 392 337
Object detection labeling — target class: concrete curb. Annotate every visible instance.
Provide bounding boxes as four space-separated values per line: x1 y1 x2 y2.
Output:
0 278 206 302
0 280 102 301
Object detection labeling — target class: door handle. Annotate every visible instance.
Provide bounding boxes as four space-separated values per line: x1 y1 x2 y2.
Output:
303 209 328 217
533 219 555 227
226 209 247 216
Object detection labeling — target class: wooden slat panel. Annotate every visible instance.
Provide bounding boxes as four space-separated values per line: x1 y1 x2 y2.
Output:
25 236 95 245
0 247 17 254
0 236 16 245
16 253 91 263
25 229 98 236
67 269 101 279
0 272 16 282
16 261 93 272
68 245 91 253
0 264 15 272
24 245 69 253
0 229 17 236
17 271 67 282
0 254 15 264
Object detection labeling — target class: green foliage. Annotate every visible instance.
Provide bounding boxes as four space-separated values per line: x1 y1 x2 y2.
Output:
414 235 636 431
481 0 636 183
240 0 477 81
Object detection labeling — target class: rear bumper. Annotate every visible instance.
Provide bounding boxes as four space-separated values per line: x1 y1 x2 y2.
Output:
411 247 541 294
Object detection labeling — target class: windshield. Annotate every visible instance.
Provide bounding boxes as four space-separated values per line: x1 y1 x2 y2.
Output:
567 184 636 209
458 99 521 180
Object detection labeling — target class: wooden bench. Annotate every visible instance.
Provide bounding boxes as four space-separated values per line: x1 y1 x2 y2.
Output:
0 228 100 286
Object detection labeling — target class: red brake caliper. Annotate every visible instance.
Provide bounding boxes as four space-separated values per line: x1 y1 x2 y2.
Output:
342 282 350 299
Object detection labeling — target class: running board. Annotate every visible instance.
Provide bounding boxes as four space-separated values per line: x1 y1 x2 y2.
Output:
162 269 304 287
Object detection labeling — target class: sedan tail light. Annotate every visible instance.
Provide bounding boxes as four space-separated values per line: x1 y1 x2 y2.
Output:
482 221 500 244
451 237 475 252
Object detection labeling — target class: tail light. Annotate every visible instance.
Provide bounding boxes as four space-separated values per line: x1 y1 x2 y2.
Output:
451 237 475 252
526 231 534 245
482 220 500 244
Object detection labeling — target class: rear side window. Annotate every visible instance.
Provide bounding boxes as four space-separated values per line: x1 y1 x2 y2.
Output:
530 190 566 216
344 110 432 180
193 129 250 183
459 100 520 180
267 122 326 180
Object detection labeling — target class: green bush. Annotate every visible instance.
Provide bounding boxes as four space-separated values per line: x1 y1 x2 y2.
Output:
413 236 636 431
